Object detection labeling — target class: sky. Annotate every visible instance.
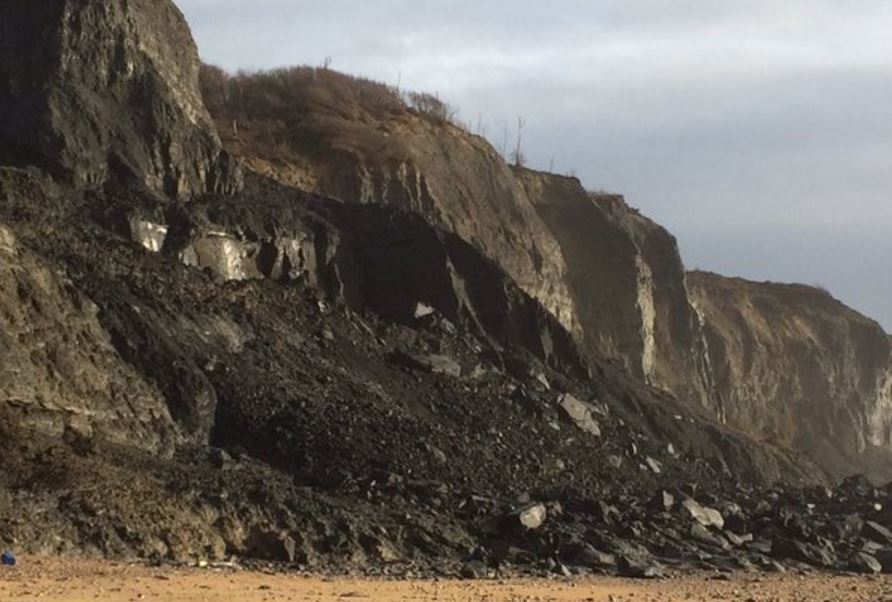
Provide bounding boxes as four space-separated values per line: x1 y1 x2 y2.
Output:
179 0 892 331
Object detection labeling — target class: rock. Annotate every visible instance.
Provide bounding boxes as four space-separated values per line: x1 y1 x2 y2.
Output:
690 524 731 551
129 218 169 253
460 560 489 579
617 555 664 579
209 448 233 469
244 529 298 563
557 393 601 437
390 351 462 378
645 457 662 474
872 547 892 573
515 503 548 530
575 545 617 568
771 538 836 568
863 521 892 544
0 0 240 197
650 490 675 512
850 552 882 574
681 498 724 530
724 531 753 547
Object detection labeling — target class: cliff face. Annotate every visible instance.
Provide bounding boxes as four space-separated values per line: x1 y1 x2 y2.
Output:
201 67 579 339
199 69 892 482
200 69 716 406
689 271 892 481
515 169 713 409
0 169 176 454
0 0 240 197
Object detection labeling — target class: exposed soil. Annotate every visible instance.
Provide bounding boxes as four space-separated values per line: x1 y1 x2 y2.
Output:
0 557 890 602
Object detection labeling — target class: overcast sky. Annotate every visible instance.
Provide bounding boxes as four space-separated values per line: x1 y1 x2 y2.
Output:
179 0 892 331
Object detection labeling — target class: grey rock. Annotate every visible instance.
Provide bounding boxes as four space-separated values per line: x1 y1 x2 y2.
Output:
850 552 882 574
690 523 731 551
681 498 724 530
864 520 892 544
645 457 662 474
557 393 601 437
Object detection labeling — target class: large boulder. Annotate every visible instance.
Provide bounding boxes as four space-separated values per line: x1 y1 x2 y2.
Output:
0 0 240 198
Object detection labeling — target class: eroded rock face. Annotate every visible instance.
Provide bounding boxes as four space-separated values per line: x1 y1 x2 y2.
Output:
516 168 713 408
0 0 240 198
689 271 892 481
202 69 579 339
0 175 175 454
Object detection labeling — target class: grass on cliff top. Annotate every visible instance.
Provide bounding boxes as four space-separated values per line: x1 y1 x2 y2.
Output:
199 64 471 171
201 64 457 131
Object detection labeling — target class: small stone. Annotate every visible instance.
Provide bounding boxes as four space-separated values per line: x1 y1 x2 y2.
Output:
516 503 548 530
557 393 601 437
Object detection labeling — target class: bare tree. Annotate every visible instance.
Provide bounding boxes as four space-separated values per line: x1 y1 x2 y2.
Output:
511 115 525 167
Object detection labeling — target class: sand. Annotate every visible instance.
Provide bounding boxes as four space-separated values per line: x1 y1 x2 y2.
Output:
0 557 891 602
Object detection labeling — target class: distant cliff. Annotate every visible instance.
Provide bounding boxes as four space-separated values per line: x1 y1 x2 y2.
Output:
515 168 714 410
689 272 892 481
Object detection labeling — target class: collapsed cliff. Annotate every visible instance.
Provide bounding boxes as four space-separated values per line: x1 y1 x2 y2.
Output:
200 66 578 336
199 68 716 410
0 0 240 197
5 0 892 573
688 272 892 482
200 65 892 481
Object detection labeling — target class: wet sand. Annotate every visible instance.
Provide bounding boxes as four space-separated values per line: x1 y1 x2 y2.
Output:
0 557 890 602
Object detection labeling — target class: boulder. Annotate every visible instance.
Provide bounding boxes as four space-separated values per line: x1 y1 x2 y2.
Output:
681 498 724 530
515 503 548 530
557 393 601 437
850 552 882 574
771 538 836 568
864 521 892 545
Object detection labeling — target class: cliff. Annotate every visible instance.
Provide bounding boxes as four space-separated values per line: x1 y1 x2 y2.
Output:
689 271 892 481
515 168 713 409
200 66 578 336
0 0 240 197
200 68 714 409
200 66 892 481
4 0 892 572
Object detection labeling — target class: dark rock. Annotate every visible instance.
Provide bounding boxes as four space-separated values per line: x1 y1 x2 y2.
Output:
575 544 617 568
617 555 664 579
863 520 892 544
243 529 298 563
650 490 675 512
771 538 836 568
390 351 462 378
690 524 731 551
460 560 489 579
850 552 882 574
